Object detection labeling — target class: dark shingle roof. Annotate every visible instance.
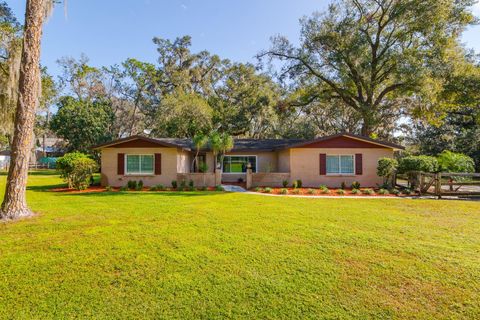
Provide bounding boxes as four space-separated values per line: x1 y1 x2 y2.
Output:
228 139 306 151
154 138 193 149
153 138 306 151
92 133 404 151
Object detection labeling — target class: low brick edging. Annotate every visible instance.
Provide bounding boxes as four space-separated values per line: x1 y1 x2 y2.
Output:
245 192 409 199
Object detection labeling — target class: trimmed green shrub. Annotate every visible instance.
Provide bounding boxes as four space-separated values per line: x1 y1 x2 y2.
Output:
340 182 347 190
390 189 400 196
188 180 195 188
156 184 166 191
264 187 272 193
127 180 137 190
351 181 361 189
56 152 89 178
351 188 361 195
149 186 158 191
296 180 303 188
67 158 98 190
336 189 346 195
321 188 331 194
180 180 187 189
307 188 315 195
282 180 289 188
215 185 224 192
292 181 298 189
280 188 288 195
136 180 144 191
398 156 439 174
402 188 413 195
56 152 97 190
362 188 375 195
171 180 177 189
378 189 389 195
255 187 263 192
119 185 128 192
377 158 398 188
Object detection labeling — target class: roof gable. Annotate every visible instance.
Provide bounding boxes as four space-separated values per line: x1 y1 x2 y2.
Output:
290 133 404 150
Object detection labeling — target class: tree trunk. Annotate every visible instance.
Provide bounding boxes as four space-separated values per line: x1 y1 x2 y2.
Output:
360 124 371 137
1 0 46 220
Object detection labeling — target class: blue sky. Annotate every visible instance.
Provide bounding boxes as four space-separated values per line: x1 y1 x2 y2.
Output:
8 0 480 78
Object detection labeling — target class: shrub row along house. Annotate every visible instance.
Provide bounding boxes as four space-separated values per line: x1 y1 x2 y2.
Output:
92 133 404 188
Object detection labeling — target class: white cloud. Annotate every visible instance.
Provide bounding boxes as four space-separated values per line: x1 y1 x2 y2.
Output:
181 4 188 10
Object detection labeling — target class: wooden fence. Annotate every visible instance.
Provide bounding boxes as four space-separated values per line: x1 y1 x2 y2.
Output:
414 172 480 198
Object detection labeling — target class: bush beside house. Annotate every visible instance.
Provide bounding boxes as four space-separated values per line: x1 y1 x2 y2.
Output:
377 158 398 188
57 152 98 190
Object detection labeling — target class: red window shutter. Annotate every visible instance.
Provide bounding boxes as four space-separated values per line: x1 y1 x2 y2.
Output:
117 153 125 175
155 154 162 175
319 154 327 175
355 154 363 175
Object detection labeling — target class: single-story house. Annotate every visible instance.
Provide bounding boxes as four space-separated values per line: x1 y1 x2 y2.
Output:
92 133 404 188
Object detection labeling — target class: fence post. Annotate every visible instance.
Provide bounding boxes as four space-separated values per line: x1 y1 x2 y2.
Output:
418 172 424 196
435 173 442 199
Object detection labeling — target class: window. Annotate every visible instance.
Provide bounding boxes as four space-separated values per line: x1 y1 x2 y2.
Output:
126 155 154 175
326 155 354 175
222 156 257 173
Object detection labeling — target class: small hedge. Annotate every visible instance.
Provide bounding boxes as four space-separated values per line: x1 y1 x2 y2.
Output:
377 158 398 188
398 156 439 174
398 155 439 189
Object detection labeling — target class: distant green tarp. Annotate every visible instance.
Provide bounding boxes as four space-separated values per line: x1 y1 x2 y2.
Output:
39 157 58 169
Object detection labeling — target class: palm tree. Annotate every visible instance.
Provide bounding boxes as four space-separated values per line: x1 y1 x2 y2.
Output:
1 0 55 220
208 132 222 172
212 133 234 170
218 133 234 171
191 133 208 172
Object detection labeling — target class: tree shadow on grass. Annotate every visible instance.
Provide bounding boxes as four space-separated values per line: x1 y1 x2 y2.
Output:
1 170 59 176
27 183 68 192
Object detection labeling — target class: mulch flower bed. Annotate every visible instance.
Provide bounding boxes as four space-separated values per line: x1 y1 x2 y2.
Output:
51 186 220 194
251 188 413 197
51 186 414 197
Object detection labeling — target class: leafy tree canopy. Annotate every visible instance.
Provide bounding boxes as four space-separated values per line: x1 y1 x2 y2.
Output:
50 97 114 153
261 0 477 136
437 150 475 173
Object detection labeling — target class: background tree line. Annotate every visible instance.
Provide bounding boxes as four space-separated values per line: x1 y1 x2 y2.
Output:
1 0 479 167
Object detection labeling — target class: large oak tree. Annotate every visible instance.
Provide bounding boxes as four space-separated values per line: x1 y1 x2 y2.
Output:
261 0 477 136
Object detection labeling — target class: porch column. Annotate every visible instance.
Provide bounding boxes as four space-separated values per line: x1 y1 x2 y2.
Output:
215 168 222 186
246 163 253 189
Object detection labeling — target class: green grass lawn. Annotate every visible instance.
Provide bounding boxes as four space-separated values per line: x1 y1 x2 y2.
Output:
0 172 479 319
